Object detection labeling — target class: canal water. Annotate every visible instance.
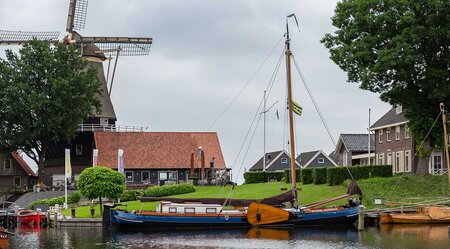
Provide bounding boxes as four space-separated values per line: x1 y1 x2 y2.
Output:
8 224 450 249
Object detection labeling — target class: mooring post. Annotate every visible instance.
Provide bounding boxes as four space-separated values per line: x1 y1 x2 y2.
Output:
358 205 365 231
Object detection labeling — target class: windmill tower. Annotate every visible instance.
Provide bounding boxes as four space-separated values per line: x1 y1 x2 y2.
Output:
0 0 153 184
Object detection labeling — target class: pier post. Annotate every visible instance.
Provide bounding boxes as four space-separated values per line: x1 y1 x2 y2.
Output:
358 205 365 231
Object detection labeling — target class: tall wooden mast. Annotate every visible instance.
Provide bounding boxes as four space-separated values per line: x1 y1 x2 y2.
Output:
285 15 298 209
440 103 450 185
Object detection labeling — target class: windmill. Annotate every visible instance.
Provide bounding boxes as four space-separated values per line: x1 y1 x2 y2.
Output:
0 0 153 126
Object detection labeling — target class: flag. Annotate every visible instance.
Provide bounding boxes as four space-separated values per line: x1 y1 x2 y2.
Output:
92 149 98 167
65 149 72 179
118 149 124 174
287 99 303 116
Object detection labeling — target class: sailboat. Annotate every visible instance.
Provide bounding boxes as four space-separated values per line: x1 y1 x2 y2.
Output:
110 14 361 228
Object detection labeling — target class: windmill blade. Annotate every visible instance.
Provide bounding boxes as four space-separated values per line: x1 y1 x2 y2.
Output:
66 0 89 32
77 36 153 56
0 30 60 45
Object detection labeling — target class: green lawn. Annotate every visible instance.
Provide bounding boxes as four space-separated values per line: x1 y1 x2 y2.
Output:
62 175 450 218
62 182 347 218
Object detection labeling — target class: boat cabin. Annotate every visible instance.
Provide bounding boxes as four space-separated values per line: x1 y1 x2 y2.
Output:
157 201 224 214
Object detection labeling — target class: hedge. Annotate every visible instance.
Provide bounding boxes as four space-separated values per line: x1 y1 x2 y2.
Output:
144 183 195 197
312 167 327 184
284 169 301 183
326 165 392 186
29 192 81 209
301 168 314 184
120 189 144 202
244 171 284 184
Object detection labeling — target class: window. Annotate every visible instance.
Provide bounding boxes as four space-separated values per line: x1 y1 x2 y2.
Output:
206 208 217 214
387 150 392 166
395 151 403 172
281 158 288 164
100 118 108 125
14 176 21 187
3 159 12 170
396 105 403 114
379 130 383 143
318 158 325 164
159 172 168 180
405 126 410 139
141 171 150 182
404 150 411 172
75 145 83 156
379 153 384 165
184 208 195 214
169 207 177 213
386 128 391 142
395 126 401 140
125 171 134 182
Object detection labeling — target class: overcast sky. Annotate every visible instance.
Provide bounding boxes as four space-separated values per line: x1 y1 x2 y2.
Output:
1 0 390 183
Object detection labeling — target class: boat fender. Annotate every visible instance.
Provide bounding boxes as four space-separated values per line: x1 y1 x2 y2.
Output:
224 213 229 221
256 211 261 222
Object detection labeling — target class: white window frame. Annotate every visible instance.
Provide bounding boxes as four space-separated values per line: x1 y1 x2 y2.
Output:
184 207 195 214
379 130 383 143
395 126 401 140
100 118 109 126
141 171 150 182
169 207 177 213
281 158 288 164
405 126 410 139
125 171 134 182
387 150 392 166
379 153 384 165
206 208 217 214
318 158 325 164
396 105 403 114
386 128 391 142
75 145 83 156
3 159 12 170
404 150 411 172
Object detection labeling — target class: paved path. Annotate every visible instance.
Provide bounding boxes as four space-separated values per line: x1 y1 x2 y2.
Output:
14 190 77 208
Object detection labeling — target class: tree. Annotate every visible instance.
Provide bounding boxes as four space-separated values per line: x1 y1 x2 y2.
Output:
77 166 125 215
321 0 450 173
0 40 102 182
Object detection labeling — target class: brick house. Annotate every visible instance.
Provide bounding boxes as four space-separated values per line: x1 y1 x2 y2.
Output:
248 150 300 172
333 134 375 166
370 106 444 175
296 150 337 168
0 152 37 190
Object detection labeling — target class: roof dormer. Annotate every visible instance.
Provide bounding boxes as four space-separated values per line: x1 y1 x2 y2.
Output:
395 105 403 115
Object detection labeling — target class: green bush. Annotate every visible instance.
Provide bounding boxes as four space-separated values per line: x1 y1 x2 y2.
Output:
29 191 81 209
265 172 284 182
244 171 284 184
301 168 314 184
144 183 195 197
312 167 327 184
120 189 144 202
284 169 301 183
326 165 393 186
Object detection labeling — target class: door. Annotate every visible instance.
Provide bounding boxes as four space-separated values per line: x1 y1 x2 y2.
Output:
429 151 445 175
13 176 21 188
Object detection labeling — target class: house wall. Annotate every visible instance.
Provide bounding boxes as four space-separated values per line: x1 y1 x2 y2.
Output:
306 153 335 167
0 153 37 188
267 153 294 171
374 124 415 173
337 145 353 166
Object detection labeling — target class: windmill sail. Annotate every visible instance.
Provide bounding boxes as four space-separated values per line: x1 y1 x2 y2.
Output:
0 30 60 45
77 36 153 56
66 0 89 32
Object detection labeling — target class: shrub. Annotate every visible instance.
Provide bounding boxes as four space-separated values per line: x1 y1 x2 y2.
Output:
312 167 327 184
244 172 265 184
29 191 81 209
120 190 144 202
144 183 195 197
301 168 314 184
326 165 393 186
284 169 301 183
265 172 284 182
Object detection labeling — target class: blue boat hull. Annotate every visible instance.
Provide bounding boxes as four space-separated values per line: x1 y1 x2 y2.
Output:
110 207 359 228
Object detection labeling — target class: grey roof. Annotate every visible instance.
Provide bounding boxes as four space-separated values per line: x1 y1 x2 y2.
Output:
296 150 319 165
328 151 339 164
249 150 283 171
371 108 407 129
341 134 375 152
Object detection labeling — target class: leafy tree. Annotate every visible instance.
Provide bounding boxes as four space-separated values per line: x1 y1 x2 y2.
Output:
0 40 102 182
321 0 450 173
77 166 125 215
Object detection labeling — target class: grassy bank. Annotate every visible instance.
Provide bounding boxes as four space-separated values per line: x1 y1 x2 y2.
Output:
62 174 450 218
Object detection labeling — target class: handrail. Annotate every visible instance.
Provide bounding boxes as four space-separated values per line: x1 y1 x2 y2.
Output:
77 124 147 132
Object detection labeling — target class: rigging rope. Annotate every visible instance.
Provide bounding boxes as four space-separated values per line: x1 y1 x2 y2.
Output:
206 35 285 131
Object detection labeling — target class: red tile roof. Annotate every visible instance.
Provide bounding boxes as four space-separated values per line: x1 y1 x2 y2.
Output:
11 152 37 177
94 132 226 170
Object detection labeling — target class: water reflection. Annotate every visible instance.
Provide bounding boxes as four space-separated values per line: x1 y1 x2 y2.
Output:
8 225 450 249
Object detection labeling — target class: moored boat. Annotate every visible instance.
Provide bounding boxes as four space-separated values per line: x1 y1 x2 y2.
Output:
17 210 46 225
380 206 450 224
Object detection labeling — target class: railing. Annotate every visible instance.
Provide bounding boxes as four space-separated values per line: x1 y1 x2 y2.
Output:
77 124 147 132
